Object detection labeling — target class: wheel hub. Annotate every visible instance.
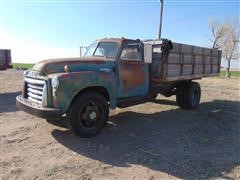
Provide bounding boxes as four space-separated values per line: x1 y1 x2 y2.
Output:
89 111 97 120
80 102 100 127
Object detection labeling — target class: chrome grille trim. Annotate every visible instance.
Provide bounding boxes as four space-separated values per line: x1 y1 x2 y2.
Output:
27 88 43 95
27 92 42 100
24 77 47 106
28 84 43 90
25 78 45 85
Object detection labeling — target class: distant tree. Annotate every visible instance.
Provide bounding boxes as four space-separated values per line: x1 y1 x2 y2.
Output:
209 18 240 77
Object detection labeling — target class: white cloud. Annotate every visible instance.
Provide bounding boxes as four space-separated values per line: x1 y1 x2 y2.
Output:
0 32 79 63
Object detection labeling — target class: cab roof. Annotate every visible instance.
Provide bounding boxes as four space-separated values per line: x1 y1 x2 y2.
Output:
97 37 138 43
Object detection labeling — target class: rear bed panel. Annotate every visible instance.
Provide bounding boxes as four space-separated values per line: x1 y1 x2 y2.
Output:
150 41 221 82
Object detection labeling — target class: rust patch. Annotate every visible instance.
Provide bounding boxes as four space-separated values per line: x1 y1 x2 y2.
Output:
118 61 145 89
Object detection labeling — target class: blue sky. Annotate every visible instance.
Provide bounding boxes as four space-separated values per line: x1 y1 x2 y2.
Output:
0 0 239 67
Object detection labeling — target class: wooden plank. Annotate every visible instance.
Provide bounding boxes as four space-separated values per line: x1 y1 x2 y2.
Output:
168 53 180 63
180 45 183 76
205 56 211 64
166 55 169 78
171 43 181 53
181 44 192 54
191 46 194 75
182 65 193 75
212 49 219 56
204 48 211 55
167 64 181 77
194 65 204 75
205 65 211 74
202 48 206 74
195 55 203 64
193 46 202 55
217 51 221 73
213 57 219 64
183 54 192 64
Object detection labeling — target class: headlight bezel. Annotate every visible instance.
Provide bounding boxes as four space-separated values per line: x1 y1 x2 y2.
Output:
51 76 59 90
23 70 29 77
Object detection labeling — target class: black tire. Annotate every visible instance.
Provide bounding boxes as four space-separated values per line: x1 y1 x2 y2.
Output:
176 85 185 107
66 91 109 138
176 82 201 109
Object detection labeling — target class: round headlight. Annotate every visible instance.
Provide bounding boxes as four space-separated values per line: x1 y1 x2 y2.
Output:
51 76 59 89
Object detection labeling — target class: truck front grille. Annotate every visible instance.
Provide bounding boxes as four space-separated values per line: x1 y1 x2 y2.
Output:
25 78 47 106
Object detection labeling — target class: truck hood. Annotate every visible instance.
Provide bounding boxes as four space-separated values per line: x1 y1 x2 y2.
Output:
32 57 115 75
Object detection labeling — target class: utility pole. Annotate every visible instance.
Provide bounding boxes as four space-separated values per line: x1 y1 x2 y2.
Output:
158 0 164 39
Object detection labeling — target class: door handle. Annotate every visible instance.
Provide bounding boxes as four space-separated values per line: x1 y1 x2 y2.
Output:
100 68 111 73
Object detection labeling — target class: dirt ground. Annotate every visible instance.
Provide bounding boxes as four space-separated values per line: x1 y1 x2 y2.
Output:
1 69 240 180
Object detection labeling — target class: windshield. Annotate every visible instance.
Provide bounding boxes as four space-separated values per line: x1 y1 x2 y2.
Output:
84 42 119 58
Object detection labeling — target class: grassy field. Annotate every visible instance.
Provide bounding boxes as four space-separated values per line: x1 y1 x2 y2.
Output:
12 63 34 69
220 70 240 78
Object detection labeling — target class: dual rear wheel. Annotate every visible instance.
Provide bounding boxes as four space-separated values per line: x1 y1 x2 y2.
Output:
176 82 201 109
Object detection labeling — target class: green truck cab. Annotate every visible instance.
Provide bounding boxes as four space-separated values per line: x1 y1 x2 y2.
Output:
16 38 221 137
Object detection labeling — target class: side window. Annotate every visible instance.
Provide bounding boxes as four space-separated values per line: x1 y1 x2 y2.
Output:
120 43 142 61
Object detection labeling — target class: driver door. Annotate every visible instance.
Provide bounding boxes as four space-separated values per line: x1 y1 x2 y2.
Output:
117 41 149 98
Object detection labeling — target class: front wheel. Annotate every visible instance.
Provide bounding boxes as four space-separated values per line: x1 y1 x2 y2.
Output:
176 82 201 109
67 91 109 138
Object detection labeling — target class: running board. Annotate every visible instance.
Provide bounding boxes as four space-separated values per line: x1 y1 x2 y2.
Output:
117 96 149 108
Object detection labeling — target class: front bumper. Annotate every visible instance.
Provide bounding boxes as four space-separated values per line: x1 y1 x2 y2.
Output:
16 95 62 119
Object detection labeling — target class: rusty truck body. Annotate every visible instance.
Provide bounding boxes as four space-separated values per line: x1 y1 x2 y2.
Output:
16 38 221 137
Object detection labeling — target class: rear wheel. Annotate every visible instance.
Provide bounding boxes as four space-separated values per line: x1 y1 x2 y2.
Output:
176 82 201 109
67 91 109 138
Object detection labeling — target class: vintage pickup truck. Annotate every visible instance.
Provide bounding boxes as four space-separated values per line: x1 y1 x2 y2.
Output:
16 38 221 137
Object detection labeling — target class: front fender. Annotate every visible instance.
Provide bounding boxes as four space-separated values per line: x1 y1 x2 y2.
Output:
49 71 117 112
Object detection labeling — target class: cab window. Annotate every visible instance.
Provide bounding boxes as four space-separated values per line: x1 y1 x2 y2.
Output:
120 42 142 61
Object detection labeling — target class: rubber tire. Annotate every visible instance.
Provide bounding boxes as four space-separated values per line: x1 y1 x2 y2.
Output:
66 91 109 138
176 82 201 109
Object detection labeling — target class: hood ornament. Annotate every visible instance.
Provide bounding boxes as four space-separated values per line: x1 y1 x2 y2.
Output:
64 65 69 72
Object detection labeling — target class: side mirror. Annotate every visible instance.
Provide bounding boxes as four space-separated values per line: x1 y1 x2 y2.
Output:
144 43 152 63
